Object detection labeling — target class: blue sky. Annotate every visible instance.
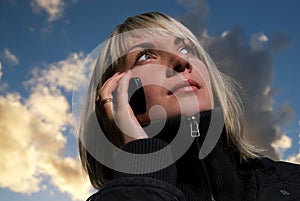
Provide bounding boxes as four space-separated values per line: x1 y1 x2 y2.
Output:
0 0 299 200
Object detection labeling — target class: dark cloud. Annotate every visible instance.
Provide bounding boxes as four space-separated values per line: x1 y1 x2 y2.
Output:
269 31 292 53
276 103 295 126
207 26 280 159
176 0 208 36
177 0 295 160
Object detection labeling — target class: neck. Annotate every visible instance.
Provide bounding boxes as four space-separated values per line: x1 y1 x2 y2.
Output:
141 108 224 145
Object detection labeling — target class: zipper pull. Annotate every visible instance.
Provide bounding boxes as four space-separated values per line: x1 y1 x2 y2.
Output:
210 193 216 201
187 115 200 137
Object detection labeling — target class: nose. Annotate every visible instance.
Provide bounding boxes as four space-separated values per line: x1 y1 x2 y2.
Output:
165 52 192 77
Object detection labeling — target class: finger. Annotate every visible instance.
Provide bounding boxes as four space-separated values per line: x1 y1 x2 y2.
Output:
96 72 125 120
105 71 148 143
101 72 123 88
116 70 133 107
98 72 125 100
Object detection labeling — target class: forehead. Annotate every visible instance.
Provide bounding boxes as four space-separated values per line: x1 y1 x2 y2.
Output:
129 34 173 48
108 28 190 64
126 34 189 53
120 28 183 46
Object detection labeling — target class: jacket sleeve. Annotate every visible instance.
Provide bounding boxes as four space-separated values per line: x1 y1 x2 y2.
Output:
88 138 186 201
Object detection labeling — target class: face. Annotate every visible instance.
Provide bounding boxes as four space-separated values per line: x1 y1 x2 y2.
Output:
118 34 214 122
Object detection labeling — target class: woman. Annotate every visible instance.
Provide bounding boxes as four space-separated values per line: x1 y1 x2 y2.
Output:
78 12 300 201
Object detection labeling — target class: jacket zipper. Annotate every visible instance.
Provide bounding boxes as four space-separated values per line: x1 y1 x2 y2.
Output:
187 115 217 201
211 193 216 201
187 115 201 137
200 156 217 201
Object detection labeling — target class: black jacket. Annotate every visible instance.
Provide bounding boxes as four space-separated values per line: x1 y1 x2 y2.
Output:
87 110 300 201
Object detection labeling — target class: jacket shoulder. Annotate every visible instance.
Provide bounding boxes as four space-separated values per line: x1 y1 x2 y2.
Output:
254 157 300 180
86 177 186 201
252 157 300 201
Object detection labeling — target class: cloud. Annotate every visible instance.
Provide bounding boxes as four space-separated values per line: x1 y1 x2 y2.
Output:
287 122 300 164
0 62 8 93
206 26 294 160
26 52 86 93
2 48 19 65
177 0 295 160
40 156 91 200
4 0 16 4
0 62 3 80
0 94 42 193
176 0 208 36
30 0 65 22
250 32 268 50
287 153 300 164
271 133 292 155
276 103 295 126
269 31 292 53
0 52 92 200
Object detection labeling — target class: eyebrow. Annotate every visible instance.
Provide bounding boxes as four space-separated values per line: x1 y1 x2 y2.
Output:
127 42 155 53
124 37 189 65
123 42 155 65
127 37 186 53
174 36 186 45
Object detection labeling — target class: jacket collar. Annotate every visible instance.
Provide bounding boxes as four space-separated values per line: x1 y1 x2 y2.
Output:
141 108 258 201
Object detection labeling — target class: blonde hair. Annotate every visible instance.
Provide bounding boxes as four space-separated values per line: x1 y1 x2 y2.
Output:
78 12 260 189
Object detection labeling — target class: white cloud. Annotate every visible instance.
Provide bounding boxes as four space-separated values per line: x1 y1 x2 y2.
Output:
2 48 19 65
258 33 268 42
287 153 300 164
271 132 292 156
30 0 65 22
40 156 91 200
0 52 92 201
250 32 269 50
221 30 229 38
0 93 44 193
26 52 86 92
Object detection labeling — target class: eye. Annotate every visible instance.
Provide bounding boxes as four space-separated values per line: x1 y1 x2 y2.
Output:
138 53 152 62
179 45 195 55
135 49 155 64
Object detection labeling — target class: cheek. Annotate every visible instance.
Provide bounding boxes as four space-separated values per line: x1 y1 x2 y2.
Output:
136 85 171 122
193 59 210 80
190 59 214 110
143 85 165 105
192 60 213 94
132 65 168 105
132 65 165 83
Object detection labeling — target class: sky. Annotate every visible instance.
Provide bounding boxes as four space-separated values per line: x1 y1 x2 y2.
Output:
0 0 299 200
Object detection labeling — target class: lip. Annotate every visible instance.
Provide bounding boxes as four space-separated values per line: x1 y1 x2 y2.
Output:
169 79 200 94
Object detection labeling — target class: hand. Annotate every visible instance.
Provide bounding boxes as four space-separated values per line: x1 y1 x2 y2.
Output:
96 71 148 146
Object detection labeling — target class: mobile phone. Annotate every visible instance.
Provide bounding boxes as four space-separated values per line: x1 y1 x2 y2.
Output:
128 77 146 115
